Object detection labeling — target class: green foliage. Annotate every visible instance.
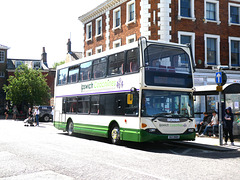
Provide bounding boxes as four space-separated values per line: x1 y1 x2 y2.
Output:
3 64 51 106
52 60 65 68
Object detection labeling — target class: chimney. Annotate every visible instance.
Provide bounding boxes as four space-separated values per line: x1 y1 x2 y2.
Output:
67 39 71 53
41 47 47 63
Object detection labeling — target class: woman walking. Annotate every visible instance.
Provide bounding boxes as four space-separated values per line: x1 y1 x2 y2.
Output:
224 107 234 146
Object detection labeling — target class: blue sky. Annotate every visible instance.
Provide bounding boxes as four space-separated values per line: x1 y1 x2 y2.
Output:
0 0 105 67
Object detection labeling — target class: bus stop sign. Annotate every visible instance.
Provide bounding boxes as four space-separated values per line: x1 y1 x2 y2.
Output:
215 72 227 86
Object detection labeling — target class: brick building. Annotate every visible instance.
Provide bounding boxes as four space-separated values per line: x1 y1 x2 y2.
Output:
78 0 240 125
0 44 10 111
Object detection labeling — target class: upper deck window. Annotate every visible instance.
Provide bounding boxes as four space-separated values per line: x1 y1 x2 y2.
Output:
68 66 79 83
80 61 92 81
126 48 139 73
58 68 68 85
108 52 124 76
144 44 193 88
93 57 107 79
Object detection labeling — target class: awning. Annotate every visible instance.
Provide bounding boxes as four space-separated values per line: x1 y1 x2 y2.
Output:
194 83 240 95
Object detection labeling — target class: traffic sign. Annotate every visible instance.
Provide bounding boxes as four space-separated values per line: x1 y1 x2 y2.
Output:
215 71 227 86
216 72 222 84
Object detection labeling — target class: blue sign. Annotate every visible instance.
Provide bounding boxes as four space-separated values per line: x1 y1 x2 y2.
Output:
216 72 222 84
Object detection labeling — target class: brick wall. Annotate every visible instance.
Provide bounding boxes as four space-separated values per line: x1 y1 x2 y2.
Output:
171 0 240 68
83 0 141 56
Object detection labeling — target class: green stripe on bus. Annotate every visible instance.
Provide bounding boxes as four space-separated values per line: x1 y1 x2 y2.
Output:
53 121 195 142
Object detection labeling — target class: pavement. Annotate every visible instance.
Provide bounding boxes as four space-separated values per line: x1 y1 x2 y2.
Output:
1 117 240 151
176 135 240 151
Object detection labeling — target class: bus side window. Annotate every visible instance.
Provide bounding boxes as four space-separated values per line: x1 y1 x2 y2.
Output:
108 52 125 76
126 48 139 73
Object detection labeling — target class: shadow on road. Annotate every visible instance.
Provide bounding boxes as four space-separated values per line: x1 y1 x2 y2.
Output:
57 132 240 160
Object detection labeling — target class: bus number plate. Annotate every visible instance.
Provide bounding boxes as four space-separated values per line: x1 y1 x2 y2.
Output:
168 135 180 140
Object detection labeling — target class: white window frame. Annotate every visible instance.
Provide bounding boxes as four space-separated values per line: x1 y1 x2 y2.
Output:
228 3 240 26
113 7 121 30
86 49 92 57
178 0 196 21
204 34 220 67
0 71 5 78
95 17 102 38
126 34 136 44
229 36 240 69
178 31 195 64
113 39 121 48
0 51 5 63
96 46 103 54
126 0 136 26
204 0 221 25
86 22 92 41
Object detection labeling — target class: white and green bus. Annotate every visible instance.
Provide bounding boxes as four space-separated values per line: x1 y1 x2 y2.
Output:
54 37 196 144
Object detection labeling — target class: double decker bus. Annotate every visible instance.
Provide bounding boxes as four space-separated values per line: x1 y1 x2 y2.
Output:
54 37 196 144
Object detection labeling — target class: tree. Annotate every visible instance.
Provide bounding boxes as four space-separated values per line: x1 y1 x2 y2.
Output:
52 60 65 68
3 64 51 107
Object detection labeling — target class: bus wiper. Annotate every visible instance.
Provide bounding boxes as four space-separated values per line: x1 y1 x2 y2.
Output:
151 113 171 121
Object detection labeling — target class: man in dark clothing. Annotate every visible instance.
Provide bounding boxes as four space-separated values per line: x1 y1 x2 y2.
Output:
197 112 212 135
224 107 234 145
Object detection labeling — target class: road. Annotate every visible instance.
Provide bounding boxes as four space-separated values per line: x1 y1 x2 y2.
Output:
0 120 240 180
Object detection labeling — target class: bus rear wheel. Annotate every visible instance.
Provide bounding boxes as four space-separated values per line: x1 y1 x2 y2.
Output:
67 121 74 136
110 124 120 144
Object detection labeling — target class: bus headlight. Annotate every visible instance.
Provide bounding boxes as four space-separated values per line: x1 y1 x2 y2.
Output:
148 128 156 133
188 128 194 132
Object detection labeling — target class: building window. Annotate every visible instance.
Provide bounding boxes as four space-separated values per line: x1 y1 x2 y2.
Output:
178 31 195 62
113 39 121 48
229 3 240 25
95 17 102 38
204 0 220 24
0 71 5 78
86 22 92 41
0 51 5 62
86 49 92 57
178 0 195 20
126 34 136 44
113 7 121 30
15 61 24 68
180 0 191 17
229 37 240 68
96 46 102 54
204 34 220 66
126 0 136 25
33 61 41 69
206 2 216 20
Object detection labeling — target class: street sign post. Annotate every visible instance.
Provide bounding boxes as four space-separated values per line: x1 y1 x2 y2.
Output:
215 71 227 146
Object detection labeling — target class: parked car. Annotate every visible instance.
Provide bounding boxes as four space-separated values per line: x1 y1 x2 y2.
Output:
39 106 53 122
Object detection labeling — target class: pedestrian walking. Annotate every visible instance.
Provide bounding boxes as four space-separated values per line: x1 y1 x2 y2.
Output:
34 106 40 126
223 107 234 146
12 105 18 120
4 106 9 120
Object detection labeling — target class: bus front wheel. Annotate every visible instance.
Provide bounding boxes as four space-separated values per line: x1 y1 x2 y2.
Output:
67 121 74 136
110 124 120 144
